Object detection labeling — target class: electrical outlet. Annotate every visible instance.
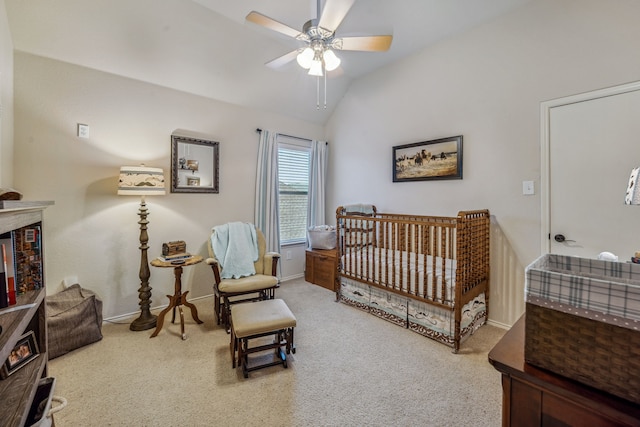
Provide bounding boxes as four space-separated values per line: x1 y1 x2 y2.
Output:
286 251 292 260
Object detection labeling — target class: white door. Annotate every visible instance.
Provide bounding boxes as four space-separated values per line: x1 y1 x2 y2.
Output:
543 82 640 260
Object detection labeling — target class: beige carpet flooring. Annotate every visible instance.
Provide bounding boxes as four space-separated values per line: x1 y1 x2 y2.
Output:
48 278 506 426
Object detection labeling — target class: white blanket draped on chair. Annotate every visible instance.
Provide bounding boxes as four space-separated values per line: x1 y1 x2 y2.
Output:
211 222 259 279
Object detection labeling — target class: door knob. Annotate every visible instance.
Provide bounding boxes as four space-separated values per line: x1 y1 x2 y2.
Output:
554 234 575 243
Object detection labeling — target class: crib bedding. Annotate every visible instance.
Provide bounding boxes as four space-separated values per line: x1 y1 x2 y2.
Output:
340 276 487 347
370 284 409 327
407 293 487 345
341 249 457 303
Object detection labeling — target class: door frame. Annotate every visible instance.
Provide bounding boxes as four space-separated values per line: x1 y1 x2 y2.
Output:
540 80 640 254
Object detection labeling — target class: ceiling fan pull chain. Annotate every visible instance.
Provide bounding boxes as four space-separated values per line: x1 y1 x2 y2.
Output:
324 72 327 109
316 76 320 110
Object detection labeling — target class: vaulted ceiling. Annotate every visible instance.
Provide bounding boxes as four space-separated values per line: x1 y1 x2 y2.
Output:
5 0 531 124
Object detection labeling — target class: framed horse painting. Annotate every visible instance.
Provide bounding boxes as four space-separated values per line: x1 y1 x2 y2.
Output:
392 135 463 182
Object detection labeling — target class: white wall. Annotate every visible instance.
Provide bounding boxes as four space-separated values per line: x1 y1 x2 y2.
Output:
12 52 322 319
326 0 640 327
9 0 640 327
0 0 13 187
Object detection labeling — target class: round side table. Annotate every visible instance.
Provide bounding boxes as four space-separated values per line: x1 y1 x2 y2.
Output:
149 255 204 340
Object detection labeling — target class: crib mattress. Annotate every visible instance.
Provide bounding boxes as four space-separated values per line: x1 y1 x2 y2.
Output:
341 249 456 303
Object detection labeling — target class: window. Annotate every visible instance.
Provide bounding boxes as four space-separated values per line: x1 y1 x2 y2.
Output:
278 140 311 245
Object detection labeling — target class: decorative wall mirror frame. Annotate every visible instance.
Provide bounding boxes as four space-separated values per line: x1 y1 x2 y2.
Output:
171 135 219 193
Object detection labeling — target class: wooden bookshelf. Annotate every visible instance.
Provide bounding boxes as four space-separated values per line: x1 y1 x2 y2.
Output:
0 203 53 426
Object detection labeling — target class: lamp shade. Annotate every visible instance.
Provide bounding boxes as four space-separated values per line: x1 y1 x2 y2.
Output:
296 47 314 69
625 167 640 205
118 166 166 196
308 59 324 77
323 49 341 71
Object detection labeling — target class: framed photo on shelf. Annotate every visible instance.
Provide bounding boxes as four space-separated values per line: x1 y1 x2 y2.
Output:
1 331 39 379
393 135 463 182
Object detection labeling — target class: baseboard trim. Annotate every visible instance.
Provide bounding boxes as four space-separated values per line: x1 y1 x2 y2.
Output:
487 319 511 330
103 293 215 324
280 273 305 282
104 275 307 324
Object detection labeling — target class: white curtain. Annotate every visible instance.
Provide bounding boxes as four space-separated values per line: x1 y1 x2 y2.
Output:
254 130 281 254
308 140 328 227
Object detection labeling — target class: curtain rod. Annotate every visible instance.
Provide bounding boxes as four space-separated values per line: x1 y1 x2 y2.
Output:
256 128 326 144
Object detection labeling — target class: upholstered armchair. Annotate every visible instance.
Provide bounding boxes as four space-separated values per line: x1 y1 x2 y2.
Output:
207 223 280 332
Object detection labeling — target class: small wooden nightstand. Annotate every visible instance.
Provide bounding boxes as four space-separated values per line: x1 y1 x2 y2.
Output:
305 248 337 291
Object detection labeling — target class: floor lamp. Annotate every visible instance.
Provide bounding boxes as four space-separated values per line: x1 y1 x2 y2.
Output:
118 165 166 331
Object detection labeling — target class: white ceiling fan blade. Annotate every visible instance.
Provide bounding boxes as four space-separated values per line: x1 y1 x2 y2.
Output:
265 50 299 69
246 11 301 39
318 0 356 33
336 35 393 52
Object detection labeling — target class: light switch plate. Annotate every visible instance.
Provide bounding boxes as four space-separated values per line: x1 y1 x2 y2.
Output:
523 180 535 195
77 123 89 138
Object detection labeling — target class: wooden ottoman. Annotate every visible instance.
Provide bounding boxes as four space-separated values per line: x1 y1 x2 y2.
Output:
230 299 296 378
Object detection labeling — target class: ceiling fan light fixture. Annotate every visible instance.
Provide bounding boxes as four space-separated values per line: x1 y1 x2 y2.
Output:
308 58 324 76
296 47 314 69
247 0 392 110
323 49 341 71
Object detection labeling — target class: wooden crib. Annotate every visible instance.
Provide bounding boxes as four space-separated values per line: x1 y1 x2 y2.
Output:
336 205 490 353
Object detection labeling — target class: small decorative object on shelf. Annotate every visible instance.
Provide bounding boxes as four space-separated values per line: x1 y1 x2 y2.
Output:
159 240 190 262
597 251 618 261
0 331 39 379
186 160 199 171
162 240 186 256
0 188 23 201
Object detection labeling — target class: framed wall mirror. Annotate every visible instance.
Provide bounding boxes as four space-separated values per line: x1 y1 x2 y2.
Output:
171 135 219 193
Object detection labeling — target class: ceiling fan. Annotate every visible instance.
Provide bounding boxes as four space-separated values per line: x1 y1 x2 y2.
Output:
246 0 393 76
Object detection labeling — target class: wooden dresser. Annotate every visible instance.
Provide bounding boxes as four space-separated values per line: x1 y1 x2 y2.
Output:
488 315 640 427
304 248 337 291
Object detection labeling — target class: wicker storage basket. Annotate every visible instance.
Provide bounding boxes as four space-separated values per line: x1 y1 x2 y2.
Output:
524 254 640 404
